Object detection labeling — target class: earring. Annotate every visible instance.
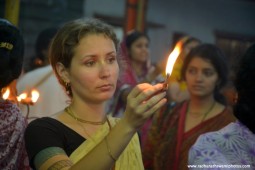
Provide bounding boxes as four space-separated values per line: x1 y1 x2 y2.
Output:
64 81 71 95
65 82 70 88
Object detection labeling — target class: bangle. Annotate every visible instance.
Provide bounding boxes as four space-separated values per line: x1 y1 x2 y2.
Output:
105 136 117 161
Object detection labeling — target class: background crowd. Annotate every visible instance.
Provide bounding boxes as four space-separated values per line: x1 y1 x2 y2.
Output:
1 15 254 170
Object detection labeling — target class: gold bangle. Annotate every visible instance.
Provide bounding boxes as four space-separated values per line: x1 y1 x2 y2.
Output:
105 136 117 161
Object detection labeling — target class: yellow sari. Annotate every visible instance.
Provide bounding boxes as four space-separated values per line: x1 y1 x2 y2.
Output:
70 116 144 170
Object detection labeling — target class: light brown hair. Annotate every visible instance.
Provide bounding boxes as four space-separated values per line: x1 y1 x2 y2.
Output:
49 18 120 92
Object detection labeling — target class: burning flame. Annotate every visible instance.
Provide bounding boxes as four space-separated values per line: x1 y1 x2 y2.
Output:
165 42 182 76
17 89 40 104
2 86 40 105
2 88 10 100
17 93 27 102
31 90 39 103
2 88 40 105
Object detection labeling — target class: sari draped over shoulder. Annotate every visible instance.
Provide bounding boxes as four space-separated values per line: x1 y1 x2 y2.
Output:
143 101 236 170
70 116 144 170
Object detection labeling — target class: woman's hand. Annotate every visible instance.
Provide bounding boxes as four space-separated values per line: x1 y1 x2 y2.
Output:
122 83 167 130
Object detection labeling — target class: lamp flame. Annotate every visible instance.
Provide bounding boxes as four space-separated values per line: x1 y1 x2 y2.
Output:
17 89 40 104
2 87 39 105
2 88 10 100
17 93 27 102
31 90 39 103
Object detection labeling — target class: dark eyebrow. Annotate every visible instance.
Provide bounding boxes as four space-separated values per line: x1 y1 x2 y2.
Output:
202 67 216 71
106 51 117 55
80 51 116 61
80 55 96 61
187 65 197 69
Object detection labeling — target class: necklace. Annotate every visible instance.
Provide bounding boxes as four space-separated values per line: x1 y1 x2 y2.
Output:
77 121 96 142
67 106 115 169
65 106 107 125
77 116 112 139
188 101 216 122
75 114 112 143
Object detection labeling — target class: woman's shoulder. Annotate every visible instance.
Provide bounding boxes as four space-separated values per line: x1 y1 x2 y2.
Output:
189 121 255 165
26 117 64 132
195 122 237 141
25 117 75 149
191 121 254 152
28 117 58 125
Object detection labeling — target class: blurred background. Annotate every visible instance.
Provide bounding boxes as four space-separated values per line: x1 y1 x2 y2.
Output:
1 0 255 72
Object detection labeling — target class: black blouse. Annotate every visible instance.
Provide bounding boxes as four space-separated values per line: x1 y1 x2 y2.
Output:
25 117 85 168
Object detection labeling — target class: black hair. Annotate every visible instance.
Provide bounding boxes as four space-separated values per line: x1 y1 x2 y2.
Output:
181 44 229 104
233 43 255 133
0 18 24 89
125 30 149 49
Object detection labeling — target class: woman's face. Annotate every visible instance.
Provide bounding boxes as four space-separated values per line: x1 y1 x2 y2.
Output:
128 36 149 63
185 57 218 98
67 34 119 103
